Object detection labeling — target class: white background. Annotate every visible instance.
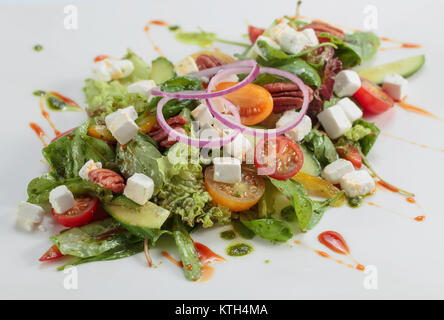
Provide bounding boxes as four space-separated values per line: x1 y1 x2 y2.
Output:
0 0 443 299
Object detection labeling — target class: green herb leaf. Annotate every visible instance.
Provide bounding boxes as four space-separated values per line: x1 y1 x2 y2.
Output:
240 218 293 242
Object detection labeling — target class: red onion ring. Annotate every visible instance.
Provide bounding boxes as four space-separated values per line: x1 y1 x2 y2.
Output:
206 67 310 137
150 60 259 100
156 97 239 148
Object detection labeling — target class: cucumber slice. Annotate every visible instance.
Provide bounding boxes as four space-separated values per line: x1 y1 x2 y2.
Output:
104 201 170 238
299 143 321 177
151 57 175 84
357 55 425 84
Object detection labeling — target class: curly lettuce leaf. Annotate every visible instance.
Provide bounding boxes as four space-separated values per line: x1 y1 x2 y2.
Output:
154 143 231 228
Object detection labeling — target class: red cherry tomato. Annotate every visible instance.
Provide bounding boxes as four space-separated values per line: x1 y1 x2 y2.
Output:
254 136 304 180
51 196 98 227
248 25 265 43
353 78 394 115
39 245 63 262
336 144 362 169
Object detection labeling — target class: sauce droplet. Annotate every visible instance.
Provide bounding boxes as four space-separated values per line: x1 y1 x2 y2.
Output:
29 122 48 146
226 242 254 257
318 231 349 255
194 242 226 264
406 197 416 204
94 55 109 62
414 215 425 222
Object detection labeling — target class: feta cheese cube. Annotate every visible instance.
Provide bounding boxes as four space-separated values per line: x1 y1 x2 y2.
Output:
16 202 45 231
253 35 280 59
382 73 408 101
223 133 252 161
322 159 355 184
105 106 138 128
199 124 221 139
79 160 102 181
49 185 75 214
317 105 352 139
213 157 242 184
269 23 294 43
340 170 375 197
301 28 319 47
176 56 199 75
333 70 361 97
191 103 214 128
276 111 312 141
337 98 363 122
107 113 139 145
280 30 309 55
127 80 156 96
92 58 134 82
123 173 154 205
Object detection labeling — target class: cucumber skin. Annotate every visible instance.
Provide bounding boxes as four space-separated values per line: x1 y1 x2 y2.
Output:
299 144 322 177
357 55 425 84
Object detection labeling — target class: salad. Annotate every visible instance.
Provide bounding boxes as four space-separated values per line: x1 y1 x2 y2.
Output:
18 6 425 281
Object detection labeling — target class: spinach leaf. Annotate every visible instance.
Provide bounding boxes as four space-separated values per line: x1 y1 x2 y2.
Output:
353 119 380 155
50 218 139 258
292 191 313 231
232 219 255 239
57 241 144 271
42 120 116 179
258 179 278 218
27 174 113 204
344 32 380 63
319 32 380 68
172 230 202 281
147 76 203 118
240 218 293 242
307 192 345 230
116 133 164 191
277 59 322 87
303 129 339 167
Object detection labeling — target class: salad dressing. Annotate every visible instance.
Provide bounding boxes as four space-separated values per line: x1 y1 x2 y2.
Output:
144 20 169 57
318 231 365 271
397 99 444 123
29 122 48 146
39 98 61 136
294 240 363 271
381 132 444 153
367 201 425 222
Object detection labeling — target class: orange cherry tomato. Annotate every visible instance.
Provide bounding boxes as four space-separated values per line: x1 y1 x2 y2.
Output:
204 166 265 212
215 82 273 126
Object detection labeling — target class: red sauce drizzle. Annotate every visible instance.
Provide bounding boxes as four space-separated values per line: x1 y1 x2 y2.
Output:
377 180 399 193
39 98 61 136
94 55 109 62
414 215 426 222
29 122 48 146
406 197 416 204
143 20 169 56
161 241 225 282
318 231 349 255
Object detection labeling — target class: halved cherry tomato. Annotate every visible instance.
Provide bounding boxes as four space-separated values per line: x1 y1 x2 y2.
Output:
50 127 76 143
39 244 64 262
336 144 362 168
52 196 99 227
248 25 265 43
254 136 304 180
353 78 394 115
215 82 273 126
204 166 265 212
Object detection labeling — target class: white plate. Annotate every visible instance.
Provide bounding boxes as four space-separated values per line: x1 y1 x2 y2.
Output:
1 0 443 299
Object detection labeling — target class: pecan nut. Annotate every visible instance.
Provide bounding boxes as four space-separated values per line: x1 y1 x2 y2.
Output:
301 21 345 40
147 115 188 147
89 168 125 193
196 54 225 71
263 83 314 113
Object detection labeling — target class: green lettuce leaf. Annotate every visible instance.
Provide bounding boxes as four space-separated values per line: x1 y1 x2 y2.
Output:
27 174 113 204
50 218 140 258
116 133 164 191
154 142 231 228
303 129 339 167
119 49 151 85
